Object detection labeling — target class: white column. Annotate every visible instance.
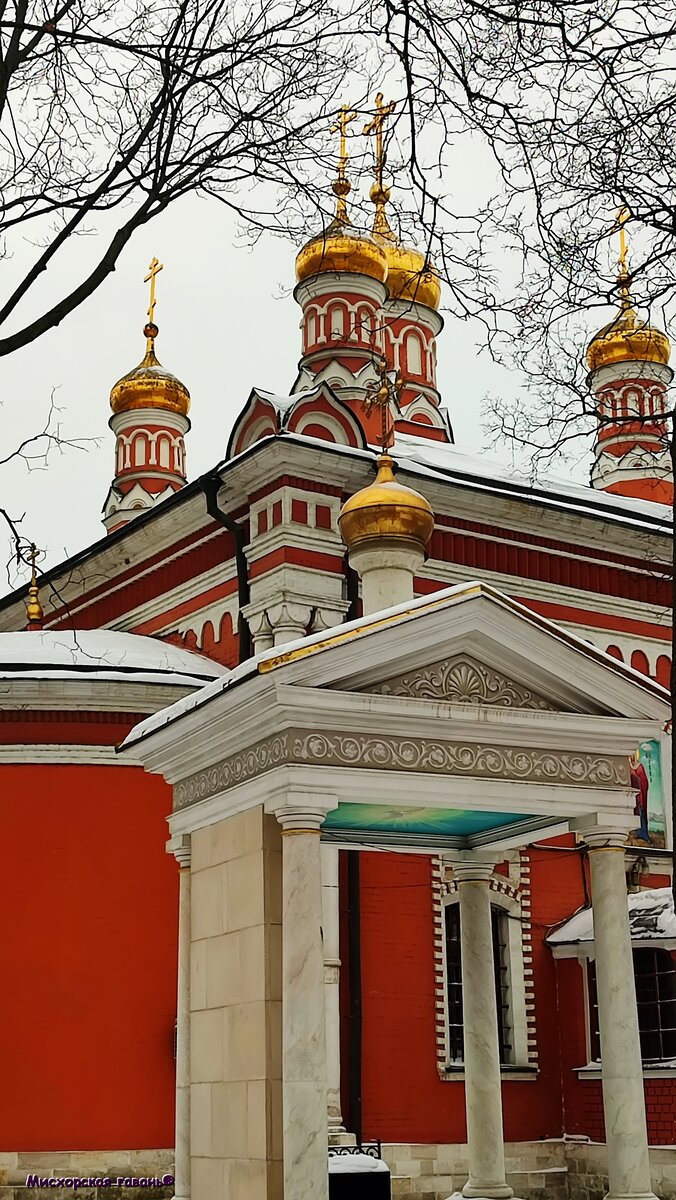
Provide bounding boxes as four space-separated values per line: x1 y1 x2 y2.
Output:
586 827 658 1200
245 608 274 653
321 843 344 1134
274 795 336 1200
348 541 424 614
454 860 513 1200
267 601 313 647
166 834 192 1200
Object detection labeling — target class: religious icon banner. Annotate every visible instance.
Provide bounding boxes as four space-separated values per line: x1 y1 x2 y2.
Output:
628 739 666 849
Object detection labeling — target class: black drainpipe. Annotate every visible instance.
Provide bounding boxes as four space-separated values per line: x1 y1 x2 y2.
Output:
344 552 360 623
343 548 363 1140
347 849 363 1144
199 470 252 664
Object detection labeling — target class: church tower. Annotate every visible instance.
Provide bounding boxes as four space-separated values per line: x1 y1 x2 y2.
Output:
292 98 451 445
364 95 448 440
293 106 389 443
103 259 190 533
587 214 672 505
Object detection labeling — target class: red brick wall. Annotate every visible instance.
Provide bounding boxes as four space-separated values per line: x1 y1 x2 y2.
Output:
356 842 676 1146
0 762 177 1151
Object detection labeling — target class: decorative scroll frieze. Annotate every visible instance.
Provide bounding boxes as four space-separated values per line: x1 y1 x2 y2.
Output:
174 727 630 811
367 656 559 711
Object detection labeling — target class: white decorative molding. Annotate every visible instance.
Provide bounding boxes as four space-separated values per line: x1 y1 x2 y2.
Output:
370 656 559 711
0 744 140 765
173 728 630 811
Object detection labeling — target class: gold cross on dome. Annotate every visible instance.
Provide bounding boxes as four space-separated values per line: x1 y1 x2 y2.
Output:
144 256 164 325
330 105 357 185
617 208 630 278
363 93 396 188
25 542 44 628
363 357 402 451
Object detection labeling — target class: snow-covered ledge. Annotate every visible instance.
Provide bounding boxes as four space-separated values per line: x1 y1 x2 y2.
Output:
548 888 676 958
550 890 676 1081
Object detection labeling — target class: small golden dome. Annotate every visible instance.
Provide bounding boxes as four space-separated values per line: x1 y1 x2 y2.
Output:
295 218 388 286
110 323 190 416
384 241 441 311
587 305 671 373
338 453 434 552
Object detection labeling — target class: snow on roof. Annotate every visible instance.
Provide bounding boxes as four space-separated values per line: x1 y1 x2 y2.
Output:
548 888 676 946
0 629 227 687
121 577 666 752
230 428 669 532
388 432 672 528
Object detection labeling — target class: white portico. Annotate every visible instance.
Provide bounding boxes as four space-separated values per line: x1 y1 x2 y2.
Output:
122 580 668 1200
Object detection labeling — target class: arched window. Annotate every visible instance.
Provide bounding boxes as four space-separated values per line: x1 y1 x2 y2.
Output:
133 437 146 467
588 949 676 1062
405 331 423 376
307 311 317 345
117 443 124 472
359 308 372 341
631 649 650 677
329 306 345 338
444 901 514 1065
606 644 624 662
656 655 671 689
159 438 171 468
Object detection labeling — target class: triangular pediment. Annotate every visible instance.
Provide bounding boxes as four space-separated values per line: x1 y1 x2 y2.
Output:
267 582 667 721
363 654 561 711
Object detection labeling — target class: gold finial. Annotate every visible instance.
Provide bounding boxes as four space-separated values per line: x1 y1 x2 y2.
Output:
25 543 44 631
616 208 631 310
363 356 402 452
329 105 357 223
363 93 397 239
143 256 164 351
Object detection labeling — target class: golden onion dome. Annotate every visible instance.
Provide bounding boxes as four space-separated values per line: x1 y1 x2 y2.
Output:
295 218 388 286
383 241 441 312
587 304 671 373
110 322 190 416
338 453 435 553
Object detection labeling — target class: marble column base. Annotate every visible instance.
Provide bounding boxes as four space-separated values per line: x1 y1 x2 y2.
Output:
448 1190 517 1200
462 1184 515 1200
604 1193 659 1200
328 1131 357 1147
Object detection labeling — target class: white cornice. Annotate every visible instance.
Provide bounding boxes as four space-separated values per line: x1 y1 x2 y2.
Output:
419 558 669 633
295 273 388 305
0 744 141 765
110 407 190 435
47 527 226 631
0 490 209 632
166 759 637 842
590 359 673 388
110 558 238 632
0 678 196 712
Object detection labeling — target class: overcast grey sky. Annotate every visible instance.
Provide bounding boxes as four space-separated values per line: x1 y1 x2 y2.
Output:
0 177 596 598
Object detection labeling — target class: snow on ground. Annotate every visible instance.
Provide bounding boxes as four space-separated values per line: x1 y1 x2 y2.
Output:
328 1154 389 1173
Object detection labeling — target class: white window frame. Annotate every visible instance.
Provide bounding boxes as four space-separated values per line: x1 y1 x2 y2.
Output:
433 856 537 1080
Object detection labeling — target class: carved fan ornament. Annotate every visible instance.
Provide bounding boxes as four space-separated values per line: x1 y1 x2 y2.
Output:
371 656 558 711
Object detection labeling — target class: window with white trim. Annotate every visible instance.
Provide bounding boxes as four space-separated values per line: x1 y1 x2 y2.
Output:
588 948 676 1063
444 899 517 1065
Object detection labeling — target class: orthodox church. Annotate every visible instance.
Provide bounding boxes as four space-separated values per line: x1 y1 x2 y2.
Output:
0 100 674 1200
